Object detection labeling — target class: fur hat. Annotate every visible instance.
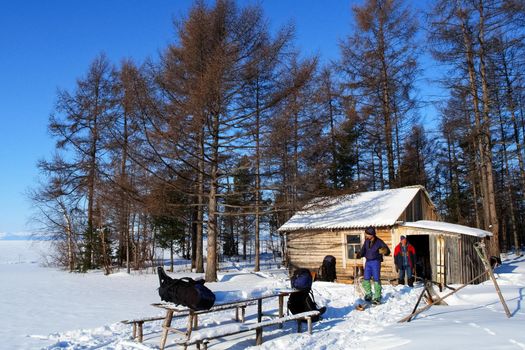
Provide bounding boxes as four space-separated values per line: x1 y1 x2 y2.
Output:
400 235 406 241
365 226 376 236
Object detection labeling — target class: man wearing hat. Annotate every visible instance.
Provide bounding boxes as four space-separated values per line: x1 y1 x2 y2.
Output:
358 226 391 304
394 235 416 287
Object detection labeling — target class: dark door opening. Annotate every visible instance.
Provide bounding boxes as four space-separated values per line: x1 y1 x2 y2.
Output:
407 235 431 280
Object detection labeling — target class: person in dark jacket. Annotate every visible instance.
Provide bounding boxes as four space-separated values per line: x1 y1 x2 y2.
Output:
394 235 416 287
358 226 391 304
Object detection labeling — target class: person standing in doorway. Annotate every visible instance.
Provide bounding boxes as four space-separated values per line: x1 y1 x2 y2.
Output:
394 235 416 287
358 226 391 304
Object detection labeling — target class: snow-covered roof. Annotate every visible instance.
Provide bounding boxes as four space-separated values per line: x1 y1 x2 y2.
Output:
278 186 423 231
401 220 493 238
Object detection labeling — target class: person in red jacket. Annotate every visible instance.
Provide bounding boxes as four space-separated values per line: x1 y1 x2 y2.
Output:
394 236 416 287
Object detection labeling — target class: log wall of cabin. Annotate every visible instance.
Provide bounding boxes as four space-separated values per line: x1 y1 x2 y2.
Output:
286 227 397 283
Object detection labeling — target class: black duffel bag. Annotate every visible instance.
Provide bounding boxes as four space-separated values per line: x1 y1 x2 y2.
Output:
157 266 216 311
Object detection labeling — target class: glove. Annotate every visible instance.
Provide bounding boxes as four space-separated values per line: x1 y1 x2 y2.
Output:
355 252 361 259
379 247 388 255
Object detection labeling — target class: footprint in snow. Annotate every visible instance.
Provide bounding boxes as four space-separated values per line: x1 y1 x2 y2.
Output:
483 328 496 336
509 339 525 349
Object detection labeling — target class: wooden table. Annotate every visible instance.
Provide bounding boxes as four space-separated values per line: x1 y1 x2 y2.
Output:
153 289 298 350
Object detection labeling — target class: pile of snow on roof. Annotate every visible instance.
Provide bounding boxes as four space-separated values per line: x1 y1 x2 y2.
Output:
278 187 421 231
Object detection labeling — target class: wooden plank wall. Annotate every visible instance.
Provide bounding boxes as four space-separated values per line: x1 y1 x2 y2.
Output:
286 228 396 283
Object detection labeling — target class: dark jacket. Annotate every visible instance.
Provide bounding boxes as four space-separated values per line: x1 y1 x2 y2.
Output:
359 237 390 262
394 243 416 269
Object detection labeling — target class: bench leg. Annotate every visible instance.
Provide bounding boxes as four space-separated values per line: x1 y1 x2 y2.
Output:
193 314 199 330
203 341 208 350
187 312 195 338
235 307 239 322
307 317 312 334
132 323 137 340
278 295 284 329
160 310 174 350
241 307 246 323
138 322 144 343
256 327 263 345
297 320 302 333
257 299 262 322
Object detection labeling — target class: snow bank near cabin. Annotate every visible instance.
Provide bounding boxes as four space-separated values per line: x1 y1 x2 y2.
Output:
1 241 524 350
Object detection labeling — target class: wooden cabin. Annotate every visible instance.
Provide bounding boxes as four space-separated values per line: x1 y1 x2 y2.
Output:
278 186 492 285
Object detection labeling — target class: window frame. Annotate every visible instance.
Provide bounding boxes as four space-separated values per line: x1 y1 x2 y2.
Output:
346 234 362 260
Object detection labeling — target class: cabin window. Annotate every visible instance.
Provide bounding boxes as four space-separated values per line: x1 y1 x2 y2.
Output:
346 235 361 259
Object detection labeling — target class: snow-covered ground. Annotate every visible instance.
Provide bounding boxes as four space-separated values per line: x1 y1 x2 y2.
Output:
1 241 524 350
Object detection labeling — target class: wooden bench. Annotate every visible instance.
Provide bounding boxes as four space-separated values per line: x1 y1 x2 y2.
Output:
121 315 165 342
122 300 258 343
174 310 320 349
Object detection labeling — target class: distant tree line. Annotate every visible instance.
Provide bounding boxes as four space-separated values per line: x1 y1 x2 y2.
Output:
30 0 525 277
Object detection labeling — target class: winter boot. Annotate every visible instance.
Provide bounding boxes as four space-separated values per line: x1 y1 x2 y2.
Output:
363 279 372 301
398 278 405 285
373 281 382 304
408 277 414 287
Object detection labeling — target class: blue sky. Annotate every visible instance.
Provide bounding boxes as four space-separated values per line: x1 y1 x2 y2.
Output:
0 0 442 237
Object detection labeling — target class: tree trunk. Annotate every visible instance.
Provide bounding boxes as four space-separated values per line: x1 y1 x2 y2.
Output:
195 128 205 273
205 112 220 282
477 2 499 255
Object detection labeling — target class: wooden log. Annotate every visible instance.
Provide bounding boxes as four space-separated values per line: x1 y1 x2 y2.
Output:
193 314 199 330
255 327 263 345
138 322 143 343
399 270 488 323
474 242 512 318
278 294 284 329
159 310 174 350
255 299 263 344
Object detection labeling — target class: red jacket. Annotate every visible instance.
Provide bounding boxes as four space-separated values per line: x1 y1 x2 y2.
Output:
394 243 416 269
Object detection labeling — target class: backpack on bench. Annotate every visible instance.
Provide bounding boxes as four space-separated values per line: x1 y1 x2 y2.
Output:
288 268 326 321
157 266 216 311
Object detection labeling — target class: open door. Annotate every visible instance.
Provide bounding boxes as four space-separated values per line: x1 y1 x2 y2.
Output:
407 235 432 280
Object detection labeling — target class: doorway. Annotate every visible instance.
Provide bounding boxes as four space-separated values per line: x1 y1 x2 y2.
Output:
407 235 431 280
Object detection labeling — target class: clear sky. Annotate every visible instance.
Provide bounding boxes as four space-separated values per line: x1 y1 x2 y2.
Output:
0 0 441 238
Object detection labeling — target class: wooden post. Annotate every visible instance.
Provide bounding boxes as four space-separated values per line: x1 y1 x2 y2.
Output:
138 322 143 343
399 270 488 323
160 310 174 350
193 314 199 330
186 312 195 338
256 298 263 343
255 327 263 345
474 242 512 318
278 294 284 329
